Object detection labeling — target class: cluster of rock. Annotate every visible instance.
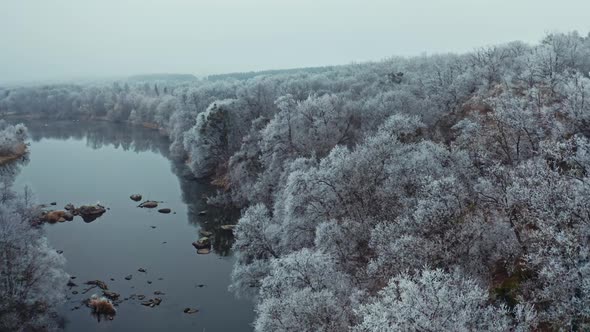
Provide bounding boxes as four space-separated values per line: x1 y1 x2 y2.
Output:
39 203 107 224
192 236 211 254
191 219 236 255
58 192 217 319
133 194 173 214
72 276 174 318
140 297 162 308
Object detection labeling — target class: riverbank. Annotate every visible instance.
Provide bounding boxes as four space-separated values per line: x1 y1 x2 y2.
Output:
0 143 27 165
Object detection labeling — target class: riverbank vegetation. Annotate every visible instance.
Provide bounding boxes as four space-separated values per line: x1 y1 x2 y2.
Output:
2 31 590 330
0 153 69 331
0 121 28 165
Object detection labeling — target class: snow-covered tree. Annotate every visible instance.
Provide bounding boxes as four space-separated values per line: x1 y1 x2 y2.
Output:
355 268 535 332
0 121 28 156
0 186 69 331
254 249 354 332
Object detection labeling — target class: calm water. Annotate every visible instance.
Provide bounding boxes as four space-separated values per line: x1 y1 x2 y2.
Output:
12 121 254 331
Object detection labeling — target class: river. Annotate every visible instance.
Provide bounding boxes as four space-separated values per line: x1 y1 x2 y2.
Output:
12 120 254 331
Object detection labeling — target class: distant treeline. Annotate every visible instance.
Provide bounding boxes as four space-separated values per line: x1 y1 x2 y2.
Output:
205 65 336 81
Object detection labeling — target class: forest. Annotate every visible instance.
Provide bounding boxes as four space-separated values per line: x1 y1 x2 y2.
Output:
2 31 590 330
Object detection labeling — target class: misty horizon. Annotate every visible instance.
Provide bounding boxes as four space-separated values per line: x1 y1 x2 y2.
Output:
1 0 589 84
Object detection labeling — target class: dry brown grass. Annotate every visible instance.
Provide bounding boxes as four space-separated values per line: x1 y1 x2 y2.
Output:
211 172 231 190
211 161 231 190
0 143 27 166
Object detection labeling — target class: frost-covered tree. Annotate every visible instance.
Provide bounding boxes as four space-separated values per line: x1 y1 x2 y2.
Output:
254 249 354 332
0 121 28 156
0 186 69 331
230 204 281 296
354 268 535 332
183 101 232 177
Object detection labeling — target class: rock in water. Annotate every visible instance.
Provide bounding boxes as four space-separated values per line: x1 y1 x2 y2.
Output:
141 297 162 307
85 280 109 290
103 290 120 301
157 208 171 214
130 194 142 202
42 210 69 223
77 204 107 222
197 248 211 255
184 308 199 314
192 237 211 250
88 295 117 316
138 268 146 273
124 275 132 281
138 200 158 208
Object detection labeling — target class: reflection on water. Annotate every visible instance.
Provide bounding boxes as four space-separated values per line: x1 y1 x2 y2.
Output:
10 120 253 332
24 120 240 255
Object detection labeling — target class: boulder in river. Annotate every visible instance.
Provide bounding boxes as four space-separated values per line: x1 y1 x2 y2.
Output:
64 203 75 211
87 295 117 316
192 237 211 250
77 204 107 222
124 275 132 281
42 210 70 223
138 200 158 208
130 194 142 202
184 308 199 314
197 248 211 255
138 268 146 273
157 208 171 214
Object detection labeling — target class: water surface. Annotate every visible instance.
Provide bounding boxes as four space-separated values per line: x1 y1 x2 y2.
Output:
13 121 254 332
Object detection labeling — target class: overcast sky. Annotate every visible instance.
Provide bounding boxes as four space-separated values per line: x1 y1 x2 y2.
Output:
1 0 589 83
